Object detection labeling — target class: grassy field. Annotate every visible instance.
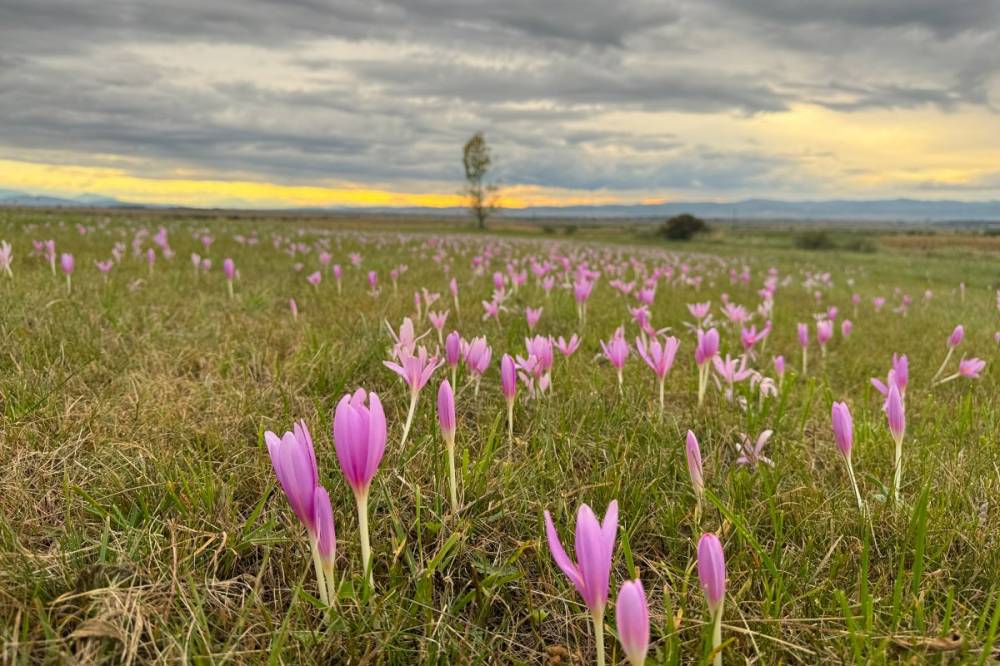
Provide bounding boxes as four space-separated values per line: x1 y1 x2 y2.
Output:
2 209 1000 664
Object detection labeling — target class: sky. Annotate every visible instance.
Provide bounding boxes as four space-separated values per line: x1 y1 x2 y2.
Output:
2 0 1000 208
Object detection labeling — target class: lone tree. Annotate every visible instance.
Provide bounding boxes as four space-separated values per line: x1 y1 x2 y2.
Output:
462 132 497 230
660 213 709 241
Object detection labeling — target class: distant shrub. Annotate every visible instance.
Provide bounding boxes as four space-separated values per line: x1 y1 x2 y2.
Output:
660 213 708 241
540 224 557 235
563 224 578 236
794 230 835 250
843 237 877 253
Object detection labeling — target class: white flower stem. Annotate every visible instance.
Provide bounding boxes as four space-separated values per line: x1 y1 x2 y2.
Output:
802 348 808 376
310 538 329 605
711 604 724 666
932 347 953 382
506 400 514 441
399 392 418 450
592 608 606 666
934 373 960 386
846 458 863 512
892 438 903 503
356 489 373 589
446 437 458 513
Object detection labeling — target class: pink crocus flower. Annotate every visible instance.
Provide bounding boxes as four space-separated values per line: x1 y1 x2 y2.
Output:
525 306 543 331
698 533 727 666
501 354 517 439
555 334 581 357
695 328 719 367
387 317 425 361
332 264 343 293
841 319 852 338
449 277 459 314
832 401 862 510
445 330 462 385
695 328 720 407
265 419 319 535
463 336 492 395
384 346 442 449
600 332 630 393
544 501 618 666
616 580 649 666
481 299 504 323
332 388 387 587
959 357 986 378
816 319 833 354
686 430 704 517
574 279 594 322
289 298 298 320
740 322 771 353
223 258 236 298
438 380 460 512
428 310 449 345
0 240 13 278
721 302 748 325
312 485 337 601
688 301 711 321
886 383 905 501
933 324 966 381
635 335 680 411
266 420 335 604
937 356 986 384
949 325 965 347
736 430 774 468
307 271 322 289
713 353 752 385
871 354 908 402
797 322 809 374
60 252 74 294
95 259 113 277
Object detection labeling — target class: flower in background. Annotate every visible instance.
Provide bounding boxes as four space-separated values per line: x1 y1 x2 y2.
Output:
735 430 774 469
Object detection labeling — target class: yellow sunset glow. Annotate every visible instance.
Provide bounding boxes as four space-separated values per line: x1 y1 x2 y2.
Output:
3 102 999 207
0 159 641 209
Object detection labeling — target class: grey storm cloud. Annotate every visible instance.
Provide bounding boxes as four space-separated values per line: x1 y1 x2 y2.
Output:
0 0 998 197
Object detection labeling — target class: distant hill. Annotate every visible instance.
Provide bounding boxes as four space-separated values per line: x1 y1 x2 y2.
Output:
327 198 1000 222
0 191 127 208
2 188 1000 221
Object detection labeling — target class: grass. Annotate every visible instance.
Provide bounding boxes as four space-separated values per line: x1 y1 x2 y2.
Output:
2 209 1000 663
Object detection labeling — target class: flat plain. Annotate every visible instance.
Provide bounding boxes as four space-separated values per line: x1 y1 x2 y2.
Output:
2 209 1000 664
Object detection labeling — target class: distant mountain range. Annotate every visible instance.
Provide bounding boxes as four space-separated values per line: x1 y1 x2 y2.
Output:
3 188 1000 221
0 190 126 208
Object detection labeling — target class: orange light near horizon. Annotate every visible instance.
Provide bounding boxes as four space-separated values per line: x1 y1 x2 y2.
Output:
0 158 649 210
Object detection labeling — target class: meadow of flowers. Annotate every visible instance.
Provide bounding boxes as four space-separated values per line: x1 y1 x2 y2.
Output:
2 210 1000 663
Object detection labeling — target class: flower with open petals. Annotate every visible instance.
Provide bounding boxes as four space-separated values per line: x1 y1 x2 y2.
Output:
735 430 774 468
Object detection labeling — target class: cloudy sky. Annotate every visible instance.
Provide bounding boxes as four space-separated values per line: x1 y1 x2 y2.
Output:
2 0 999 207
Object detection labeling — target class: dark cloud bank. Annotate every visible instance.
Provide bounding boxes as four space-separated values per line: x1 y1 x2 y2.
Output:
0 0 997 198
